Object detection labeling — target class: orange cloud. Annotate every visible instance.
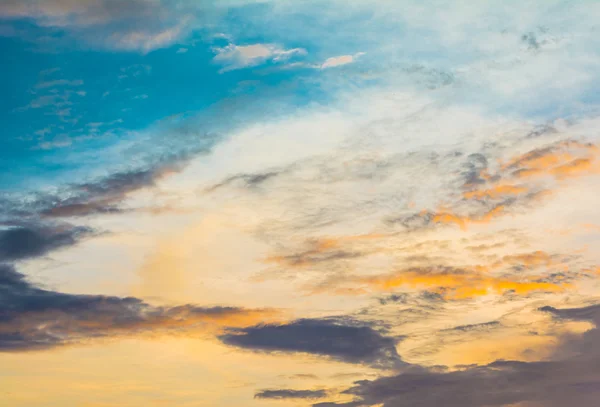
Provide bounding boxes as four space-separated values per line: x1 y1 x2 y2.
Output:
431 141 599 231
582 224 600 232
308 259 571 300
499 251 556 268
263 233 387 268
432 205 505 231
0 305 283 352
582 266 600 275
504 141 599 181
463 184 528 200
550 158 596 178
360 268 567 300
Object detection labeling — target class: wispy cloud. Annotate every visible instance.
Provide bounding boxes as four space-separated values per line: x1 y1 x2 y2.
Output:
255 389 327 400
212 42 307 72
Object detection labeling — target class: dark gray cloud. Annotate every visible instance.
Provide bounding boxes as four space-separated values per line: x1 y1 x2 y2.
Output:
0 133 219 223
442 321 500 332
0 161 202 276
314 304 600 407
461 153 489 188
255 389 327 400
39 153 197 218
0 224 92 262
39 167 165 218
205 171 282 193
377 294 409 305
0 264 270 351
271 249 364 268
219 318 404 369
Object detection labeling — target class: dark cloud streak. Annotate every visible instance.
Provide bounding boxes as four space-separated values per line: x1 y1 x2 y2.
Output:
255 389 327 400
0 224 92 262
0 264 272 351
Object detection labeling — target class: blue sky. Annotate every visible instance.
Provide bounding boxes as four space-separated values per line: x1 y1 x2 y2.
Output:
0 21 325 189
3 0 599 192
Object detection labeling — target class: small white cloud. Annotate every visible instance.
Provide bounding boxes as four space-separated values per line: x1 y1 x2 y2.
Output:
39 67 60 76
320 52 365 69
56 108 71 117
176 47 188 54
213 43 307 72
213 33 233 41
34 127 52 137
35 79 83 89
35 134 73 150
110 18 190 53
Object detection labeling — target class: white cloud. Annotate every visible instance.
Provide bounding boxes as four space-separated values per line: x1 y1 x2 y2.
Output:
35 79 83 89
212 43 307 72
109 18 190 53
321 54 354 69
320 52 364 69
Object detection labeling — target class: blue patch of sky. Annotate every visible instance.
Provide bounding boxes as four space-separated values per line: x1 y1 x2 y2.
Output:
0 20 338 192
3 2 599 191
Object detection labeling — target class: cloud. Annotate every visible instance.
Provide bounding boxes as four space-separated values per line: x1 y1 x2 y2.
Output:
264 242 363 269
108 18 191 53
0 224 92 262
204 170 282 192
255 389 327 400
261 233 387 270
34 79 83 89
212 43 307 72
388 139 600 232
313 303 600 407
219 318 404 369
321 53 364 69
18 142 217 218
39 165 176 217
322 265 568 300
0 0 192 52
0 264 277 351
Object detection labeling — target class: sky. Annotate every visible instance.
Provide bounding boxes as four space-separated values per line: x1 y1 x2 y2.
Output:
2 1 600 406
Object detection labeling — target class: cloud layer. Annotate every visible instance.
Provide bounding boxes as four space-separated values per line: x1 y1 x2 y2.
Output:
0 264 276 351
314 305 600 407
